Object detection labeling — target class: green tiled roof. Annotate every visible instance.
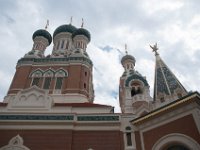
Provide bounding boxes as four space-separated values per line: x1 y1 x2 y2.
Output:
32 29 52 45
72 28 91 42
53 24 77 38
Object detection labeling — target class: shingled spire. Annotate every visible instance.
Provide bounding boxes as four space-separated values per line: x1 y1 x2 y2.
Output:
151 43 187 105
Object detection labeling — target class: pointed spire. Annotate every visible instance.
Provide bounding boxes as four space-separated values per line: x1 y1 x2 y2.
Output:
81 18 84 28
45 19 49 30
152 45 187 103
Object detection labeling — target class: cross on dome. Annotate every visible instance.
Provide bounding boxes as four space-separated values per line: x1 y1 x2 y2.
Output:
150 43 159 56
45 19 49 30
81 18 84 28
125 43 128 55
70 16 73 24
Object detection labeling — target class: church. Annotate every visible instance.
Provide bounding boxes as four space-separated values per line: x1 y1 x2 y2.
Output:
0 20 199 150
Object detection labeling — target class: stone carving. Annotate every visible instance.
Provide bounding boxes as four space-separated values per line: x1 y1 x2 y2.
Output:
7 85 53 110
0 135 30 150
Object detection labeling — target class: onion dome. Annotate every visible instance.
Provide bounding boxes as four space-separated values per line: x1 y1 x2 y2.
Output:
121 54 136 65
32 29 52 45
53 24 77 38
72 28 91 42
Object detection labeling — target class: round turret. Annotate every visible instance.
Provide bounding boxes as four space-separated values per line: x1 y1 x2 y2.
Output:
72 28 91 42
32 29 52 45
121 54 136 72
53 24 77 38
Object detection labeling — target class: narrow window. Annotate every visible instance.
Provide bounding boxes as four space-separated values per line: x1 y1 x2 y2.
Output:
85 71 87 76
65 41 69 49
126 133 132 146
84 83 86 89
81 41 83 48
56 41 60 49
78 42 81 47
32 78 40 86
43 77 51 89
55 77 63 89
61 40 64 49
131 87 136 97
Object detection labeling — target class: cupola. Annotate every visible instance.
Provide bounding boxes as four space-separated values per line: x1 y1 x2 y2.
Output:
25 20 52 58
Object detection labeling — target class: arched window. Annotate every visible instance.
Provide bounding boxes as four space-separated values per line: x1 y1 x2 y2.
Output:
30 69 43 87
54 69 68 90
125 126 132 147
65 40 69 49
61 40 64 49
56 41 60 50
152 133 200 150
43 69 54 89
131 81 143 97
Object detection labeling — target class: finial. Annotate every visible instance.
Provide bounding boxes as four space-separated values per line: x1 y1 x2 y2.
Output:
150 43 159 56
125 44 128 55
70 16 73 24
81 18 84 28
45 19 49 30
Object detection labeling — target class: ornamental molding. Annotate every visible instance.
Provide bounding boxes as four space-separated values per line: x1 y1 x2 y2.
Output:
152 133 200 150
0 135 30 150
7 85 53 110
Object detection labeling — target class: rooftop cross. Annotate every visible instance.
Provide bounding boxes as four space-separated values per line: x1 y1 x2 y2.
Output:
45 19 49 30
150 43 159 56
125 44 128 55
70 16 73 24
81 18 84 28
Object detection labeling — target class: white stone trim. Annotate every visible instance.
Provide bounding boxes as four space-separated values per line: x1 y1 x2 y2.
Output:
138 103 197 132
0 135 30 150
152 133 200 150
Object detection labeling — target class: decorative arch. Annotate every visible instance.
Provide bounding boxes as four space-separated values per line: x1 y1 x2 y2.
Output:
0 135 30 150
43 69 55 77
30 69 43 77
125 74 149 87
55 69 68 77
152 133 200 150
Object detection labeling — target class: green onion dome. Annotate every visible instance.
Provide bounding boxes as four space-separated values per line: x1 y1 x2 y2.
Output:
121 54 136 65
32 29 52 45
53 24 77 38
72 28 91 42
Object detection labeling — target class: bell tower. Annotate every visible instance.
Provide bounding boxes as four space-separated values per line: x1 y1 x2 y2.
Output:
5 20 94 104
119 46 152 115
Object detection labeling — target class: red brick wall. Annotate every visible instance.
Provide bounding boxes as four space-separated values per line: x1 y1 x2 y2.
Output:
0 130 124 150
135 131 142 150
8 64 91 98
72 131 124 150
0 130 73 150
140 114 200 150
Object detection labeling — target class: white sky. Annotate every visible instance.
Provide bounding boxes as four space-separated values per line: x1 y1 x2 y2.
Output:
0 0 200 112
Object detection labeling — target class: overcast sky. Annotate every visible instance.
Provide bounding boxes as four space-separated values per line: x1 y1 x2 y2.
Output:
0 0 200 112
